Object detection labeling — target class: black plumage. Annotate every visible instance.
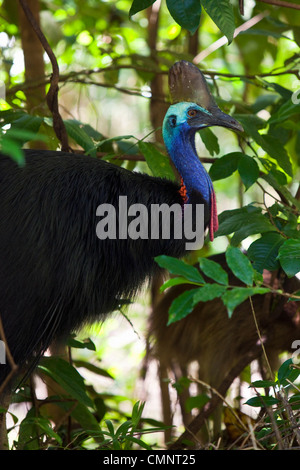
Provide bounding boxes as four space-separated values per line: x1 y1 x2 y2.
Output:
0 150 207 385
0 62 243 387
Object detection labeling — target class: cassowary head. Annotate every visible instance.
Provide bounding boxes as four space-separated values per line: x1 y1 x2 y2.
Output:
163 101 243 140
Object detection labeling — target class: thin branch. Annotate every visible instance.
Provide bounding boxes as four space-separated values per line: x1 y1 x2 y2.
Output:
168 344 264 450
194 11 269 63
6 65 299 104
257 0 300 9
18 0 69 151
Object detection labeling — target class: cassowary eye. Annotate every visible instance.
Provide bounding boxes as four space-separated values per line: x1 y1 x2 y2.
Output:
169 115 177 127
187 109 197 117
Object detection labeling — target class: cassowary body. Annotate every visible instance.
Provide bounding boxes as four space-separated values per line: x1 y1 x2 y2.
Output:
0 101 241 387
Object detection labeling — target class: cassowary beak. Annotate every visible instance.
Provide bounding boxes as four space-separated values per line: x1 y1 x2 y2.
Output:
194 107 244 133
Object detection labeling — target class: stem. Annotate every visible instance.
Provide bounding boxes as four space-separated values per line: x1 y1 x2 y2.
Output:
18 0 69 151
257 0 300 9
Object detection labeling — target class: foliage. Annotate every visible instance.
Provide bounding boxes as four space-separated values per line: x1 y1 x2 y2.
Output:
0 0 300 450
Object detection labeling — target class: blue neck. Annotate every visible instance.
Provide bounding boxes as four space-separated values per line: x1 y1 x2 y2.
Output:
163 124 212 205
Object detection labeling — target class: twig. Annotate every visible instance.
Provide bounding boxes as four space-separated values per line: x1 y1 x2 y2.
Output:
18 0 69 151
278 389 300 447
168 344 264 449
194 11 269 63
6 65 300 102
257 0 300 10
239 0 245 15
249 297 274 380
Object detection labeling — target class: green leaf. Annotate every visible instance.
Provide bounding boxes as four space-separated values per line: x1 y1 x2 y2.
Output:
209 152 242 181
201 0 235 44
155 255 205 283
235 114 293 177
221 287 252 317
222 286 269 317
129 0 156 17
38 357 93 408
56 399 101 435
139 141 175 181
67 335 96 350
19 415 62 448
245 396 279 407
250 380 276 388
199 128 219 156
64 119 97 156
226 246 255 286
269 100 300 125
216 205 274 243
169 283 227 325
247 231 285 273
277 358 294 382
168 289 196 325
185 394 210 413
166 0 202 35
160 276 198 292
277 239 300 277
193 283 227 304
237 154 259 190
0 135 25 165
198 257 229 285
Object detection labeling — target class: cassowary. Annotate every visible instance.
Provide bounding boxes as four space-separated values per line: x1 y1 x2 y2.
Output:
0 64 242 389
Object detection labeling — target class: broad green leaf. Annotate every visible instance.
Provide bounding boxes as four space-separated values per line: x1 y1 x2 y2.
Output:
235 114 293 177
185 394 210 413
198 257 228 285
199 128 219 156
201 0 235 44
262 172 300 211
73 360 114 379
216 205 274 241
65 401 102 434
209 152 242 181
277 358 294 382
0 135 25 165
64 119 97 156
193 283 227 304
38 356 93 408
225 246 255 286
168 283 229 325
129 0 156 17
221 287 252 317
269 100 300 125
245 396 279 407
277 239 300 276
222 286 269 317
67 335 96 350
237 154 259 190
168 289 196 325
166 0 201 35
139 141 175 181
160 276 198 292
9 113 43 134
247 231 285 273
155 255 205 283
250 380 276 388
18 413 62 449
